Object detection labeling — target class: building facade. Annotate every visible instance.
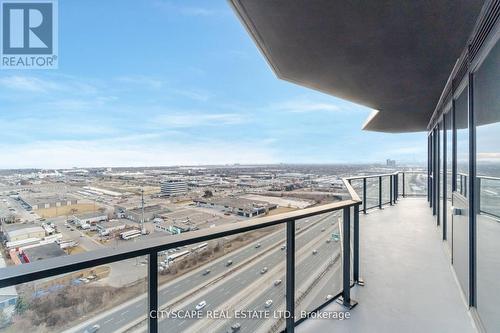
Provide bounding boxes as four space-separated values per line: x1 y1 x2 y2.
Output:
160 180 188 197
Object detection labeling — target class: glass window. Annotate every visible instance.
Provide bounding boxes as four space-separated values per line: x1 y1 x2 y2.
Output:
455 87 469 196
474 41 500 332
445 110 453 245
452 85 469 298
439 121 444 226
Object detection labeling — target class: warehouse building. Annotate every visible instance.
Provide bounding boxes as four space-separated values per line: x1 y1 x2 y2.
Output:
194 197 277 217
18 195 78 211
3 224 46 242
72 212 108 227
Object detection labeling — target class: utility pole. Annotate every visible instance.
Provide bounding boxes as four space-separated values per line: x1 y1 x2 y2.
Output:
141 188 145 234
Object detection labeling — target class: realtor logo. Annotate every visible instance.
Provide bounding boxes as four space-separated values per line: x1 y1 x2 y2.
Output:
1 0 58 69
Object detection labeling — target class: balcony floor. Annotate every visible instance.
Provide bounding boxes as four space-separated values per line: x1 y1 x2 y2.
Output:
297 197 477 333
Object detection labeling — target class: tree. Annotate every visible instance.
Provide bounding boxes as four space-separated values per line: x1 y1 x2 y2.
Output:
15 296 28 315
203 190 213 198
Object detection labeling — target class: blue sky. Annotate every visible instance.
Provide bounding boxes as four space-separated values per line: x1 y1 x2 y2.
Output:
0 0 426 169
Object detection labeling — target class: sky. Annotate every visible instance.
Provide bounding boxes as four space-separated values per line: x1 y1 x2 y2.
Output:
0 0 427 169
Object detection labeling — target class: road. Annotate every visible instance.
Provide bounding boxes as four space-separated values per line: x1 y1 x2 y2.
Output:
70 213 339 333
67 216 330 333
199 217 341 333
156 212 340 333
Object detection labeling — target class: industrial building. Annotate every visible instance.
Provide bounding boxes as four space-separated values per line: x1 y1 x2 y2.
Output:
72 212 108 227
21 243 66 263
118 204 170 223
18 195 78 211
3 224 46 243
194 197 277 217
160 180 188 197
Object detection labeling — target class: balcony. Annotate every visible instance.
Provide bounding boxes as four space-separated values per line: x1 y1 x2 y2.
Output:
297 197 476 333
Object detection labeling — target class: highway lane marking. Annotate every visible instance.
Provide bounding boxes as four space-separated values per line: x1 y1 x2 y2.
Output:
136 303 143 309
120 310 129 316
103 318 114 324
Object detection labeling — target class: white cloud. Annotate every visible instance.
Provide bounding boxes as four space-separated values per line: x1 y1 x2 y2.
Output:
153 1 219 17
270 98 340 113
0 75 62 93
153 112 248 128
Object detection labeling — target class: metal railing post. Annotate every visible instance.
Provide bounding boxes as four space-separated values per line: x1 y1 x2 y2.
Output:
286 220 295 333
378 176 382 209
339 207 358 308
477 177 481 214
402 172 406 197
390 175 393 205
363 178 367 214
148 252 158 333
353 204 364 286
395 174 398 202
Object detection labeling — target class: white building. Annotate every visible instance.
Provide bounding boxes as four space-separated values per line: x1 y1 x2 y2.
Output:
161 180 188 197
72 212 108 227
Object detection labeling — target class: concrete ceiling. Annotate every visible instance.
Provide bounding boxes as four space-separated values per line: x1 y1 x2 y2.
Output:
230 0 484 133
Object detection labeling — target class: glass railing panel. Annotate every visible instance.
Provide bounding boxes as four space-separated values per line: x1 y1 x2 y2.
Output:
0 255 148 333
365 178 379 209
150 225 286 333
294 211 343 323
381 176 390 205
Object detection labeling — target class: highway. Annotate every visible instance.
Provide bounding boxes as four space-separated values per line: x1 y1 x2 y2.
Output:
200 217 341 333
71 213 337 333
156 213 340 333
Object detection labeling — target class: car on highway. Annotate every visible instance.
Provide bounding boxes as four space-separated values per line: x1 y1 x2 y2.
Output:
280 244 286 250
260 267 268 274
326 294 334 301
203 269 211 276
321 228 326 232
265 299 273 308
226 260 233 267
83 324 100 333
196 300 207 310
230 323 241 332
326 239 332 243
312 250 318 255
274 279 282 286
255 243 261 248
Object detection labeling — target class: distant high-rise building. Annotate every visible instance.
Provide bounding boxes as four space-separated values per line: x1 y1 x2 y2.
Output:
161 180 188 197
386 159 396 167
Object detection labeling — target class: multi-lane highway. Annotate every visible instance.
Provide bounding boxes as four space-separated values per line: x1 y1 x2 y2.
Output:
70 212 340 333
203 217 341 333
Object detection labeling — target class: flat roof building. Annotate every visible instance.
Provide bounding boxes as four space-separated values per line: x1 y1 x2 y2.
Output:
161 180 188 197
